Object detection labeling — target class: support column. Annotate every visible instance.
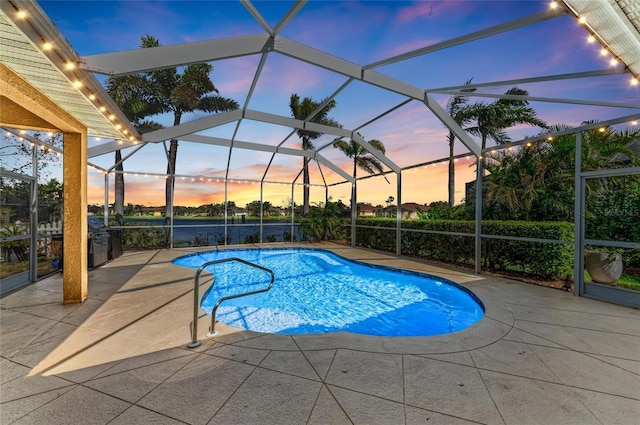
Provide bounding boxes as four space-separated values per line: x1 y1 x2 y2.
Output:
104 173 109 222
259 181 264 244
290 184 295 242
573 132 583 296
29 144 38 282
474 158 483 274
62 131 88 304
396 171 402 256
350 183 356 247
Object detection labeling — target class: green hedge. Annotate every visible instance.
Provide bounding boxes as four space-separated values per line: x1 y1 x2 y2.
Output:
355 218 574 280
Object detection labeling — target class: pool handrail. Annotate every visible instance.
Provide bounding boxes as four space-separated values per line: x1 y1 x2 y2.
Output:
187 257 274 348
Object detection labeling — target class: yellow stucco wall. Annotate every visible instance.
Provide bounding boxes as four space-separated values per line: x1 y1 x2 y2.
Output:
62 132 88 303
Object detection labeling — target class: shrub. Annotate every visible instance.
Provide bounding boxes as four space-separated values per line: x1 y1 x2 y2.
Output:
0 223 29 262
355 218 574 280
243 233 260 244
119 222 165 250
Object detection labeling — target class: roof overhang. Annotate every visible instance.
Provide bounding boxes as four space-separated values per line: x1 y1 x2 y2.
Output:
0 0 139 139
563 0 640 80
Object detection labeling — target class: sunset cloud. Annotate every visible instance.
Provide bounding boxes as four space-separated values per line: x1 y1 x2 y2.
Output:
38 1 637 212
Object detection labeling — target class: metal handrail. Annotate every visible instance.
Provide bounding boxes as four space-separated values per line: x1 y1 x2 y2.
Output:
187 257 274 348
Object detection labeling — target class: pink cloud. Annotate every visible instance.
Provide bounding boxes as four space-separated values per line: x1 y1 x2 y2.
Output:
394 1 470 24
214 57 262 97
374 37 443 62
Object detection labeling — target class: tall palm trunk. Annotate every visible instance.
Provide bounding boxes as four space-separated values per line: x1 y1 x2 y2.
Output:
447 131 455 207
303 157 310 215
352 159 358 206
164 113 181 247
114 150 124 220
302 135 312 215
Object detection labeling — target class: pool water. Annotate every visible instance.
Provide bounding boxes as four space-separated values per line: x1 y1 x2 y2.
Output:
173 248 484 337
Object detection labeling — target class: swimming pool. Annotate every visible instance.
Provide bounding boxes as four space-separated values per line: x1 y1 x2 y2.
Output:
173 248 484 337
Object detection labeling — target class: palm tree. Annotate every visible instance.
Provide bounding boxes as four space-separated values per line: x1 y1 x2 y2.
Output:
482 122 639 221
445 79 476 207
105 73 158 219
137 36 239 239
332 135 387 207
466 87 547 150
289 94 340 215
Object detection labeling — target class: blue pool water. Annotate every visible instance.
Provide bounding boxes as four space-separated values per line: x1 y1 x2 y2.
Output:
173 248 484 337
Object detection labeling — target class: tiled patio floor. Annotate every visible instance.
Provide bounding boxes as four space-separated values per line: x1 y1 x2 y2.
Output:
1 243 639 424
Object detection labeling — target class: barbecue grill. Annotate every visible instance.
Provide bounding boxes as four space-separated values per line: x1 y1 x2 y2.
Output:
88 217 110 269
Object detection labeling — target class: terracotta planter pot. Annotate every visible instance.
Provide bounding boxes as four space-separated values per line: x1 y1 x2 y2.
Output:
585 252 624 284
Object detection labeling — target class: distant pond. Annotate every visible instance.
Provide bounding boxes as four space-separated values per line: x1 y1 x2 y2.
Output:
122 217 301 247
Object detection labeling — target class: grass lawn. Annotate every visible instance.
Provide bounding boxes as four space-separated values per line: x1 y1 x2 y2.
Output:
1 258 59 279
583 270 640 291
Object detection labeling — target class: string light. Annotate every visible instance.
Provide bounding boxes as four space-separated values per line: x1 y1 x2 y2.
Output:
72 80 83 88
42 41 53 51
549 1 558 9
578 16 586 25
88 94 96 100
16 10 27 19
587 35 596 43
99 106 106 112
64 62 76 70
108 114 115 120
632 78 639 86
600 48 609 57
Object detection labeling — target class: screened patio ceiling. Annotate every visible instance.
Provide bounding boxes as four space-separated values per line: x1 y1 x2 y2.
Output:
2 0 640 195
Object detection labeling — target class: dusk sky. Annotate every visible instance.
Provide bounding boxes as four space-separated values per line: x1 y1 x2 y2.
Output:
34 0 640 208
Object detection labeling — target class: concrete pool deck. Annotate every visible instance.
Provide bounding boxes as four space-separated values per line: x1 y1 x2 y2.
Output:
1 243 639 424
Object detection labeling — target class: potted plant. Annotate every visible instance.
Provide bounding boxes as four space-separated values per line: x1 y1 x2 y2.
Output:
49 239 62 269
585 248 625 284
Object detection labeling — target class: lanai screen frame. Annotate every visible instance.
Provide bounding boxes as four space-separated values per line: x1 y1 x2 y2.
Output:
4 1 638 304
82 8 638 222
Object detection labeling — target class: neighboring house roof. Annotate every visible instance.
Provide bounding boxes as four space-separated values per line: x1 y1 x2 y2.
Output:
357 203 376 212
401 202 427 212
